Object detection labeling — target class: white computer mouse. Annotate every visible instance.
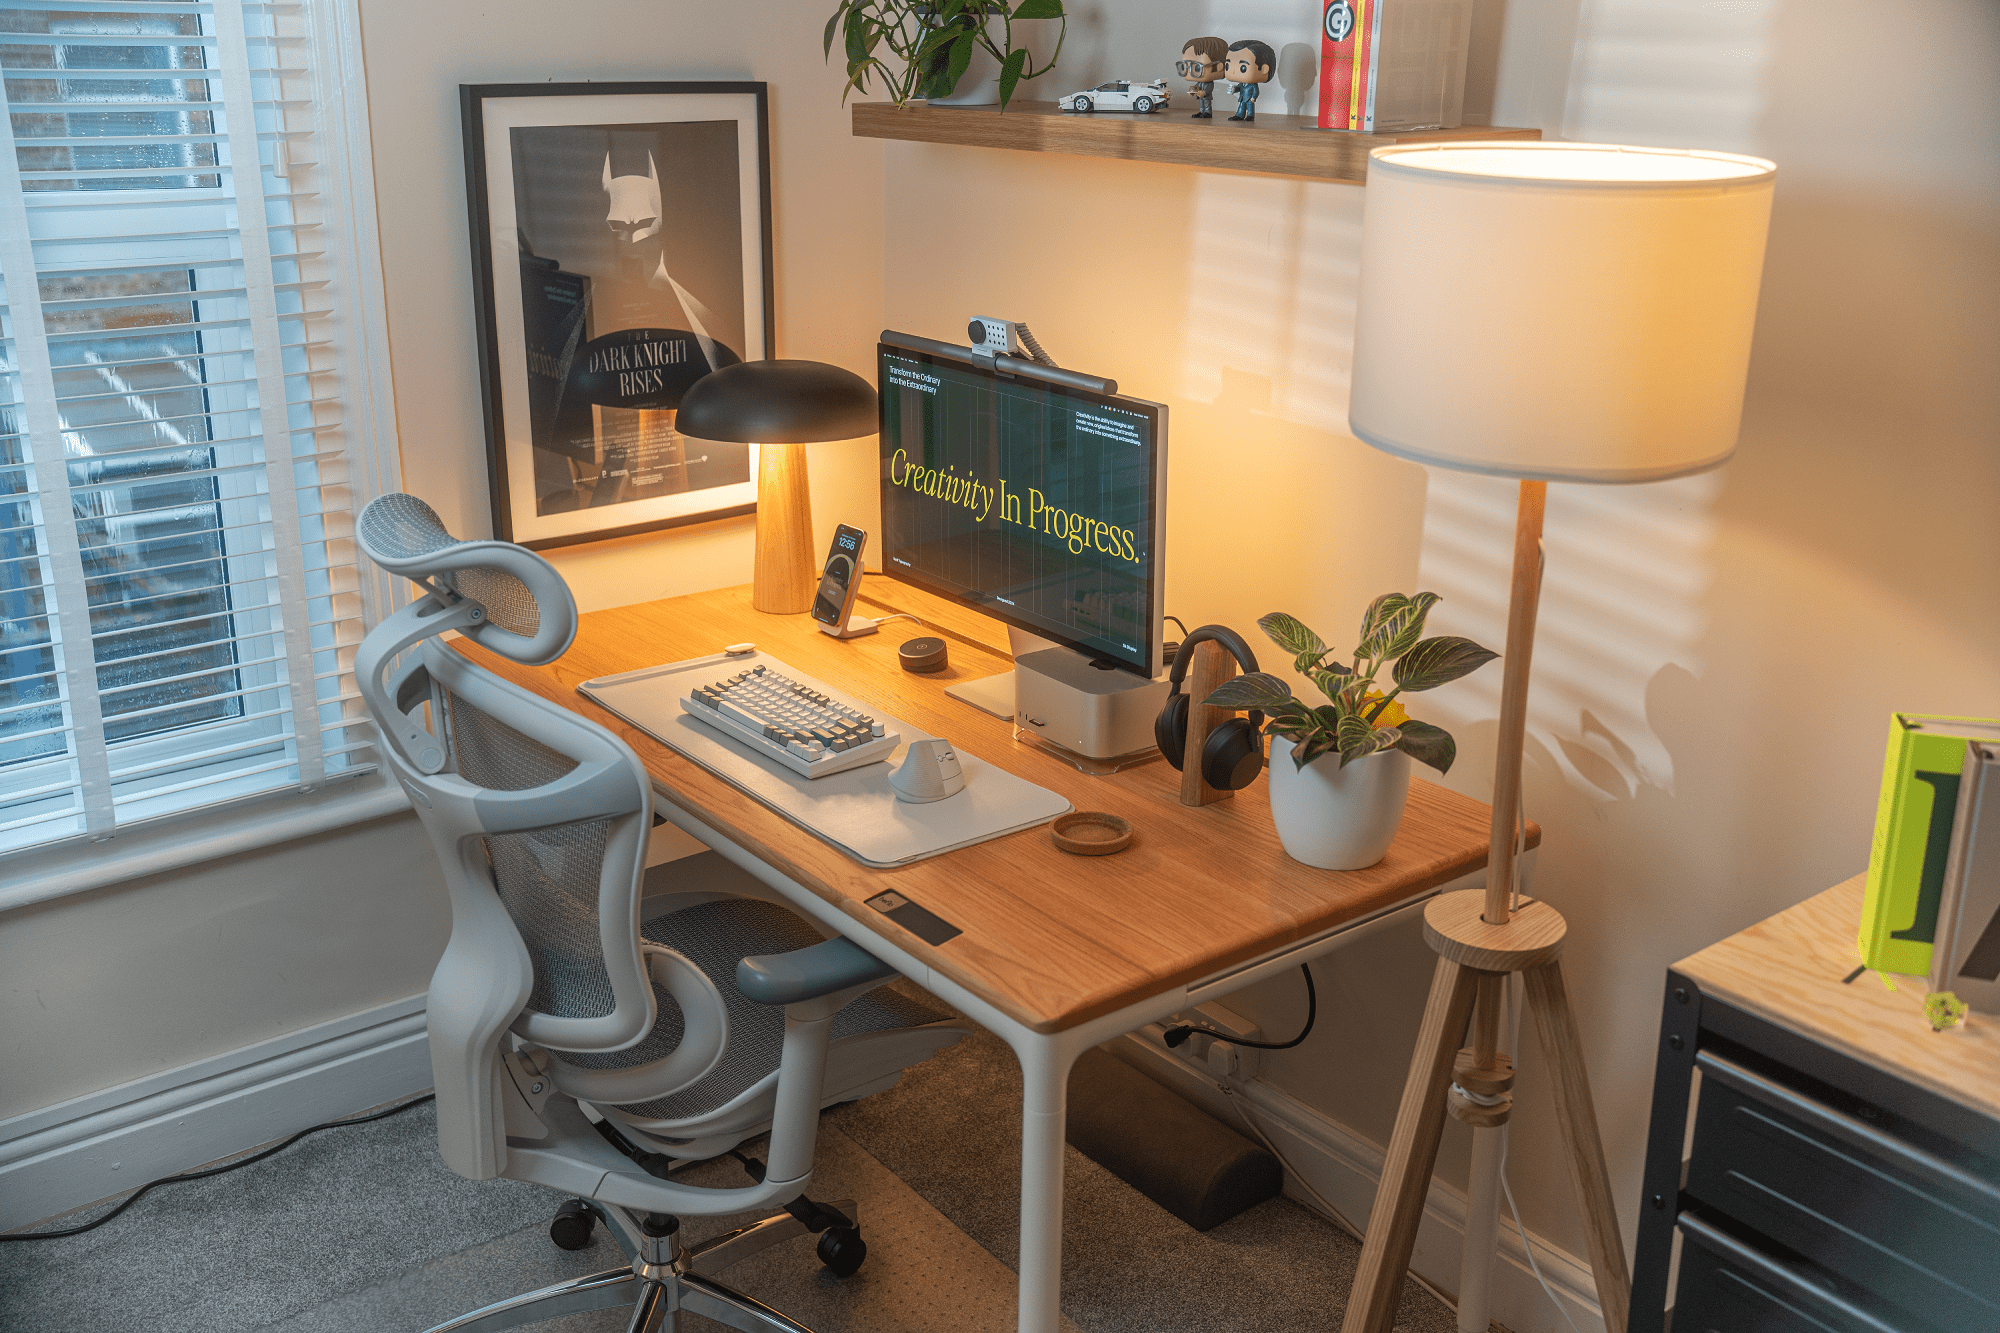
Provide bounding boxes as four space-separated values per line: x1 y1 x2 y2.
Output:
889 739 966 803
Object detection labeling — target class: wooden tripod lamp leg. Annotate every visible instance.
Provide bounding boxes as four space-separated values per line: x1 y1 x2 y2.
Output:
1341 957 1479 1333
1524 960 1632 1332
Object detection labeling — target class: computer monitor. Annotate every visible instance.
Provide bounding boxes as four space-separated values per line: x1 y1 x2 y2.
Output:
876 336 1167 679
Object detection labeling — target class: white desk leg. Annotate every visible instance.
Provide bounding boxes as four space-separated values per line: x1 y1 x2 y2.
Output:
1011 1032 1080 1333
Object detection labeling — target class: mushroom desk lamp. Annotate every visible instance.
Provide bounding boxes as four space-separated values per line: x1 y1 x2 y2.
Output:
1339 142 1776 1333
675 359 878 614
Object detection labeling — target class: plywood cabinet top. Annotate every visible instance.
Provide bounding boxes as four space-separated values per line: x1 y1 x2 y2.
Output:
851 100 1541 184
1676 876 2000 1122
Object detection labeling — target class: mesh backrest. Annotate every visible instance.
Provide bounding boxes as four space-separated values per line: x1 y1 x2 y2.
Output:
446 688 617 1021
453 565 542 637
357 491 456 559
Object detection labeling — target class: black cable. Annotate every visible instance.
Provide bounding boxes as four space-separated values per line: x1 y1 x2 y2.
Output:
1163 965 1316 1051
1164 615 1190 639
0 1093 436 1243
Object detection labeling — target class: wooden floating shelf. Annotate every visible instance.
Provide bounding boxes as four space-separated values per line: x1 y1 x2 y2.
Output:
852 100 1540 185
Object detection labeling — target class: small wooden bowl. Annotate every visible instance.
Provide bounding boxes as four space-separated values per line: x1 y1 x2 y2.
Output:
1051 811 1134 856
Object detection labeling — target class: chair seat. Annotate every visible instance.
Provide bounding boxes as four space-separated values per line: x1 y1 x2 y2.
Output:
556 892 958 1125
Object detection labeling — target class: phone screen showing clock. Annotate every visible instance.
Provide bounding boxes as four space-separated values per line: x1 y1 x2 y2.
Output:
812 526 866 625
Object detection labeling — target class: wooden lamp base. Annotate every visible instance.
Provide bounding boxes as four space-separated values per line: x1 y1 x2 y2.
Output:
1339 893 1631 1333
752 441 814 615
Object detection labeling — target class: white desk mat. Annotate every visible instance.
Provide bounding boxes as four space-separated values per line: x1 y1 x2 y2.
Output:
578 650 1071 868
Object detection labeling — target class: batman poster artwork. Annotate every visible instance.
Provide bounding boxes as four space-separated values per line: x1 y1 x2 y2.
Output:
507 122 752 516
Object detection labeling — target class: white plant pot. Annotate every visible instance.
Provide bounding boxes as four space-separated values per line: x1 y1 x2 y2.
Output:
1267 736 1413 871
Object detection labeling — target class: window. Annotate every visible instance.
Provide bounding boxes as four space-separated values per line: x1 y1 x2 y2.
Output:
0 1 378 854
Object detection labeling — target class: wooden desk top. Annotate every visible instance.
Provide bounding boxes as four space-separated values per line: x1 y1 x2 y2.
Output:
457 578 1529 1035
1676 875 2000 1123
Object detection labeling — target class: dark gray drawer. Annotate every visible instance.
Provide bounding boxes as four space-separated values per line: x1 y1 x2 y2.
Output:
1674 1211 1907 1332
1687 1052 2000 1331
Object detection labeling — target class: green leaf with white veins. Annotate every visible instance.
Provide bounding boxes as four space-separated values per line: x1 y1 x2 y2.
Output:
1012 0 1064 17
1358 591 1437 661
1391 636 1500 692
1202 672 1295 711
1258 611 1324 659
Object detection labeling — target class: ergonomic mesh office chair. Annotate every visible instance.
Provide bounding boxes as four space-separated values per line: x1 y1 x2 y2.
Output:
353 493 968 1333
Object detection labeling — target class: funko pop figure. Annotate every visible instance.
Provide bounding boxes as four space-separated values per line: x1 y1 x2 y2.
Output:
1225 39 1276 122
1175 36 1228 119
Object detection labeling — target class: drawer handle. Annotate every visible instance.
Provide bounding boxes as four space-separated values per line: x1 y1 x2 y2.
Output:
1676 1210 1903 1333
1695 1051 2000 1210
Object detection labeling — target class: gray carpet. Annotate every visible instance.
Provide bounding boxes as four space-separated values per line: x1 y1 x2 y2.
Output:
825 1025 1457 1333
0 1023 1456 1332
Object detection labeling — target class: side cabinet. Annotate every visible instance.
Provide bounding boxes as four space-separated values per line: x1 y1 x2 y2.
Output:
1630 970 2000 1333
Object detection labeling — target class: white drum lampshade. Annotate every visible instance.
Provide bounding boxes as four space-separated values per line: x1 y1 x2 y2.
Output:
1349 142 1777 483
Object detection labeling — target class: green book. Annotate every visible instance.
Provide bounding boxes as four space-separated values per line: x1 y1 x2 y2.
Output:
1859 714 2000 975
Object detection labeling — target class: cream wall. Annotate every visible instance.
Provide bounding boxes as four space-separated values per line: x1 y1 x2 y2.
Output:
878 0 2000 1278
359 0 889 611
0 815 444 1121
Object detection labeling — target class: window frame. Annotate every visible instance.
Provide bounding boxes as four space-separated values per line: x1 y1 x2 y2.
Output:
0 0 404 898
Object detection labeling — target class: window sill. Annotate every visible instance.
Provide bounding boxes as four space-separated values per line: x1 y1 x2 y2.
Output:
0 774 413 914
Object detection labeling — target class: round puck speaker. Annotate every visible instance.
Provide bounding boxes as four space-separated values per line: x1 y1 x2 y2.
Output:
898 636 949 673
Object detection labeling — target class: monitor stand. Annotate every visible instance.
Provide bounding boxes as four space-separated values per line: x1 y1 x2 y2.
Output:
942 627 1056 723
944 670 1015 720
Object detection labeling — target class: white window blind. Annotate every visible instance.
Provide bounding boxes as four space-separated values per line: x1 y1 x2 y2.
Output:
0 0 374 854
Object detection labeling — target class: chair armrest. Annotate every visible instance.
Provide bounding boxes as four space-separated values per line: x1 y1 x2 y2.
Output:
736 937 899 1006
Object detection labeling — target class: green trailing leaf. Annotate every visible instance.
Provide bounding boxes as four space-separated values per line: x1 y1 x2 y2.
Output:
1392 636 1500 692
1258 611 1324 659
996 45 1029 108
824 4 847 57
1201 672 1296 711
1012 0 1064 16
1393 719 1456 775
943 27 976 95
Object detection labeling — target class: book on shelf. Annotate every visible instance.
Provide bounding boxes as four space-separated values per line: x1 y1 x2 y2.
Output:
1928 740 2000 1013
1858 713 2000 977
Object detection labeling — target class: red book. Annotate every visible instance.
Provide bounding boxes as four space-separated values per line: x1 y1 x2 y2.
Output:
1319 0 1360 129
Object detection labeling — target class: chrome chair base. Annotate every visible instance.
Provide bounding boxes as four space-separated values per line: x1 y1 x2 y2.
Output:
423 1198 857 1333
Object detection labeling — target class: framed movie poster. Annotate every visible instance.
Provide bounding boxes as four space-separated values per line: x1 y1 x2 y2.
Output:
461 83 774 547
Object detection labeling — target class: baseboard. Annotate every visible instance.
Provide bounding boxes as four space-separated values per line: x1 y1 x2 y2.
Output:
1112 1030 1605 1333
0 994 433 1232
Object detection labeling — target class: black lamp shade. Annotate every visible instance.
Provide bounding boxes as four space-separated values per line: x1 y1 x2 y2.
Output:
674 359 878 444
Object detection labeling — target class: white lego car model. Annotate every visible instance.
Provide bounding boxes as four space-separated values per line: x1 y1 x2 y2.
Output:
1056 80 1170 114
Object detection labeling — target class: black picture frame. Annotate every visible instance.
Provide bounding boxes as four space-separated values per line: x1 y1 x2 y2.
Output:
461 82 775 548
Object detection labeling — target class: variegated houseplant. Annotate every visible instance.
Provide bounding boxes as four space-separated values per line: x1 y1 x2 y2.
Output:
1204 594 1498 774
825 0 1066 110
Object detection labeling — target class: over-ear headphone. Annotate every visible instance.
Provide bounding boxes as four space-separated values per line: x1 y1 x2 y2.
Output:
1154 625 1266 791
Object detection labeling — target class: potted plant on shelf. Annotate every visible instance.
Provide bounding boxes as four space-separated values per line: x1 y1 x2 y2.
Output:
1204 595 1498 870
825 0 1066 110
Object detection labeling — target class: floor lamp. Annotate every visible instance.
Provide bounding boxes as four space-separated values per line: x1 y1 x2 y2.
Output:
1337 142 1777 1333
676 359 879 615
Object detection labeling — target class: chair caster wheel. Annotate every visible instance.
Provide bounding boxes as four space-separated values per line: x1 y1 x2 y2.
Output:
816 1224 866 1277
550 1199 597 1251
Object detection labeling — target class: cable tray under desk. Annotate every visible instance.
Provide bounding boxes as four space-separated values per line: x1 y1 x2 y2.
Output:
578 650 1071 869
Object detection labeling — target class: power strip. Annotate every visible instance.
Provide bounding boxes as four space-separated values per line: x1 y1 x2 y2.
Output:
1142 1001 1263 1083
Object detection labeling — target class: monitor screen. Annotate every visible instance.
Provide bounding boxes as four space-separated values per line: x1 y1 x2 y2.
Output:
877 343 1166 677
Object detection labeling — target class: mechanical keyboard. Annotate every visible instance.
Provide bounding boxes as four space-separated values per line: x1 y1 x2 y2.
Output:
679 664 900 778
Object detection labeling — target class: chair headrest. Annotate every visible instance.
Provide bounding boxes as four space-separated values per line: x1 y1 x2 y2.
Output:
357 493 577 665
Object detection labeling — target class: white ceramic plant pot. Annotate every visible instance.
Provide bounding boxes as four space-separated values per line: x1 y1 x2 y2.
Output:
1267 736 1414 871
